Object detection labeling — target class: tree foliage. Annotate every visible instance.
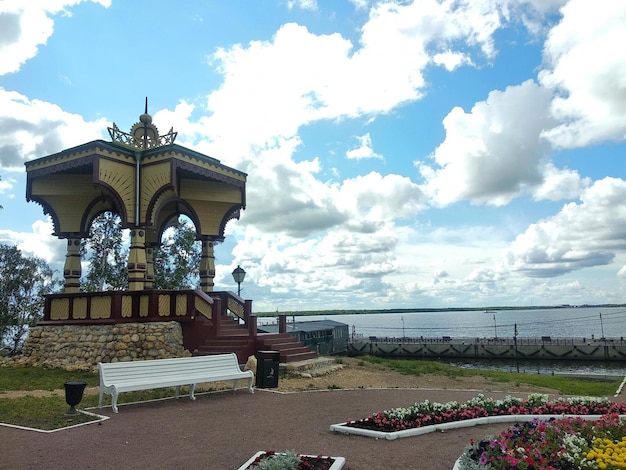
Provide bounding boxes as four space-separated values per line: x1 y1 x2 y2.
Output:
153 220 201 289
80 212 128 291
0 244 60 353
80 213 202 291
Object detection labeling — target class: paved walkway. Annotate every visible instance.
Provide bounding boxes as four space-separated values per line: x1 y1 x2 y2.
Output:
1 388 520 470
5 383 625 470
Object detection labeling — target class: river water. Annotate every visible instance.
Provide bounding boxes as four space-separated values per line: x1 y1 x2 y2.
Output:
290 306 626 340
267 307 626 377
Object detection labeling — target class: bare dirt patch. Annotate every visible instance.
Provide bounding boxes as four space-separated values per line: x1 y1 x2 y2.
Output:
1 356 560 399
273 356 560 394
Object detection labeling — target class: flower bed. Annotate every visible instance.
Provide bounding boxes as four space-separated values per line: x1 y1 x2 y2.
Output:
456 414 626 469
238 451 345 470
330 394 626 440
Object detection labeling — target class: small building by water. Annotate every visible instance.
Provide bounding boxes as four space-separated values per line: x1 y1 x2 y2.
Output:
258 319 349 355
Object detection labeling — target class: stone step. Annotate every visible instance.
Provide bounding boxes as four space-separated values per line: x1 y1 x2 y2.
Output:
195 325 318 364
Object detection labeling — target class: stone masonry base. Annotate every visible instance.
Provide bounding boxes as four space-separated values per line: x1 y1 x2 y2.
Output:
16 322 190 371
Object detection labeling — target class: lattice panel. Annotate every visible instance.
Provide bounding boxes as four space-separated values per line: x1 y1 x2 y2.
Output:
227 298 244 319
122 295 133 318
50 298 69 320
91 296 112 319
72 297 87 319
158 294 171 317
140 295 149 317
195 296 212 319
176 295 187 316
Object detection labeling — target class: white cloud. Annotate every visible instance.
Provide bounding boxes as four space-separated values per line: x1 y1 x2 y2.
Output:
237 139 345 237
419 80 558 206
346 133 383 160
337 172 425 228
0 89 107 171
240 140 424 237
0 4 53 76
0 176 15 195
503 0 567 35
416 0 624 208
384 224 515 306
197 0 544 160
432 50 472 71
507 177 626 277
348 0 370 10
539 0 626 148
0 218 66 267
286 0 317 11
0 0 110 76
225 222 402 309
531 162 589 201
212 166 425 309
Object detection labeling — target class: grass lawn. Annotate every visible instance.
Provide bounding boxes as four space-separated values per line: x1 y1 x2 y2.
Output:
0 364 227 430
0 395 102 430
362 356 622 396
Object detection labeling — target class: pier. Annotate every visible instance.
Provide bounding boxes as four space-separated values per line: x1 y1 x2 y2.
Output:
348 336 626 361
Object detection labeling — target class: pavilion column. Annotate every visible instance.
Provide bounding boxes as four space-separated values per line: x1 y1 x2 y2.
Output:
127 229 147 290
199 238 215 293
145 245 155 289
63 237 82 293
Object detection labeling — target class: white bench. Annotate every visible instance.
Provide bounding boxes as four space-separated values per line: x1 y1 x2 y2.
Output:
98 353 254 413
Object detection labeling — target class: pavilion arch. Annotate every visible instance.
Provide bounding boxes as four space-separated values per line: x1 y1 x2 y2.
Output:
81 197 128 235
152 199 202 240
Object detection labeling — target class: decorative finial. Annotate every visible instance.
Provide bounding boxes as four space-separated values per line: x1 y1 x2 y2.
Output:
107 98 177 149
139 96 152 124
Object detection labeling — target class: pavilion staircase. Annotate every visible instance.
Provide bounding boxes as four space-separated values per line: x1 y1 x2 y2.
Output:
193 316 318 363
255 331 319 363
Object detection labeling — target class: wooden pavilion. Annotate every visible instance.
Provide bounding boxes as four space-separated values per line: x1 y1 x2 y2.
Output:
24 104 316 363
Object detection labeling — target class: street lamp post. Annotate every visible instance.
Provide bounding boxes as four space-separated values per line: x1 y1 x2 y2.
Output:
600 312 605 340
493 314 498 339
232 265 246 296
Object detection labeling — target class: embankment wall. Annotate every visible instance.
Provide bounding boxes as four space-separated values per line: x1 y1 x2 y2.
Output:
349 338 626 361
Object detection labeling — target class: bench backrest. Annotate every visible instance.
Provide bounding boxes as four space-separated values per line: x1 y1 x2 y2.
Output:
98 353 243 386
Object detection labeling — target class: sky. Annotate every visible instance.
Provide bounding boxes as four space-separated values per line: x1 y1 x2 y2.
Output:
1 0 625 313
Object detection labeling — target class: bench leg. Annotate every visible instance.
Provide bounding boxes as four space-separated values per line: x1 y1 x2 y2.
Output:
175 385 181 399
247 376 254 394
111 389 119 413
189 384 196 400
98 389 104 408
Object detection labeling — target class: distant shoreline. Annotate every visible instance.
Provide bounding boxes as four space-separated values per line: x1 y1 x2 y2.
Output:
256 304 626 317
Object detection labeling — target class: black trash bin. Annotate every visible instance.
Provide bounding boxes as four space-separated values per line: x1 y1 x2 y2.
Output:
64 380 87 415
255 350 280 388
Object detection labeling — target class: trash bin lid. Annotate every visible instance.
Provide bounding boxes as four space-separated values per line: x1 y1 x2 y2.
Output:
64 381 88 386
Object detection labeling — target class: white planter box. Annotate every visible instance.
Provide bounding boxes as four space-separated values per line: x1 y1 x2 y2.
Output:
238 451 345 470
330 414 626 441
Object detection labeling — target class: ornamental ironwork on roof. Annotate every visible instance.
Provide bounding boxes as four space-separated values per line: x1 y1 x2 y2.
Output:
107 97 177 150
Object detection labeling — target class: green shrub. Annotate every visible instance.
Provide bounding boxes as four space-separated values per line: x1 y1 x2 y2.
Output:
255 450 301 470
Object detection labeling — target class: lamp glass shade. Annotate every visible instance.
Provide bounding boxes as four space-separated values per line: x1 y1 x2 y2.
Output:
232 265 246 283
